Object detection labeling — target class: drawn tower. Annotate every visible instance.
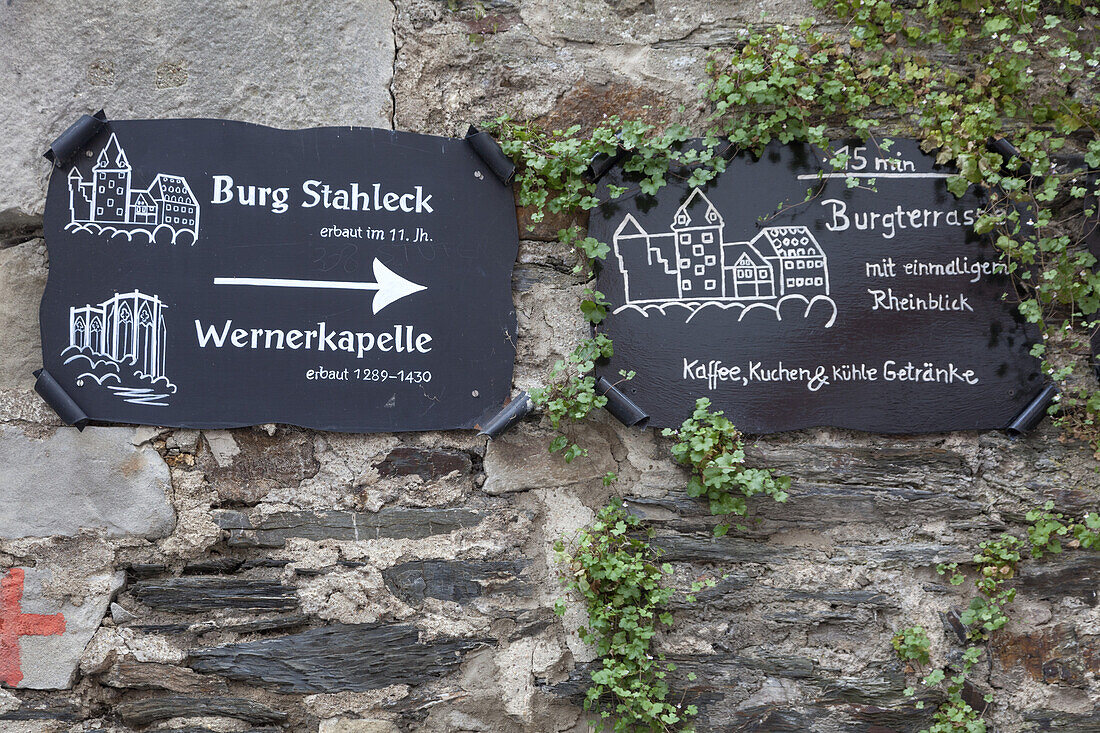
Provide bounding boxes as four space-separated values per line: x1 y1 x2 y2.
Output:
67 167 92 222
90 133 131 224
670 188 725 298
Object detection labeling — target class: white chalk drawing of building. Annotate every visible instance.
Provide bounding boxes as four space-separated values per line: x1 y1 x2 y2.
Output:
68 291 167 379
67 133 200 244
613 188 832 313
62 290 176 406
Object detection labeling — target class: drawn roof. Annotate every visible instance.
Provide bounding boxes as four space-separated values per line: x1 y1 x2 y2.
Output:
147 174 198 205
671 188 723 230
615 214 647 238
750 226 823 258
722 241 769 266
94 133 130 170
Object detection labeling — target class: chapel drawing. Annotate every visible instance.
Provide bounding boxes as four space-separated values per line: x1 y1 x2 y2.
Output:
612 188 830 305
67 133 199 237
68 290 167 380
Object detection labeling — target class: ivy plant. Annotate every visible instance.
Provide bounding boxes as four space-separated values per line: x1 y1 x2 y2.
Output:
662 398 790 536
553 498 697 731
896 503 1100 731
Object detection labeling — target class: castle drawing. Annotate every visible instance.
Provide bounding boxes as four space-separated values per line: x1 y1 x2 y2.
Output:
67 133 200 243
67 290 167 382
613 188 830 307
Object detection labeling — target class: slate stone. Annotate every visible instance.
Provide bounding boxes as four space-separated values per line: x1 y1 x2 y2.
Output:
482 424 616 494
130 576 298 613
0 697 82 721
374 446 473 480
319 720 401 733
13 567 124 689
1017 553 1099 606
1024 708 1100 731
101 658 229 695
0 0 395 226
626 481 990 532
0 426 174 539
116 695 287 726
646 532 800 563
188 623 486 693
220 613 309 635
0 240 48 389
381 559 528 604
991 623 1097 687
202 429 319 504
218 507 486 548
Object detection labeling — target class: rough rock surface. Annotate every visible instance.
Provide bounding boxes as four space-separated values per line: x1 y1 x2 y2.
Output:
0 0 395 227
0 0 1097 732
0 241 48 389
10 566 124 689
0 425 174 538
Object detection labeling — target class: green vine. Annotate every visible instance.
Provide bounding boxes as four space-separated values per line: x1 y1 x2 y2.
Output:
553 497 705 731
661 398 790 536
529 334 635 462
893 504 1100 731
489 2 1100 728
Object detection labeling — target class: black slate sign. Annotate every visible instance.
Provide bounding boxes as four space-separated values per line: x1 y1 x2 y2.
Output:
39 119 518 431
589 140 1046 433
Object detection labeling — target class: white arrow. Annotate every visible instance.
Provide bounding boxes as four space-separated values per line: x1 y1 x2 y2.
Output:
214 259 427 314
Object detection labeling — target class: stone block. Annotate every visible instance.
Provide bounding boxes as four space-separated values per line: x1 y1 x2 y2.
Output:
201 428 318 504
115 694 287 726
129 576 298 613
4 566 123 689
381 559 528 604
482 423 616 494
373 446 472 480
319 719 400 733
188 623 486 693
0 0 395 226
101 658 228 695
218 506 487 548
0 241 48 390
0 425 173 538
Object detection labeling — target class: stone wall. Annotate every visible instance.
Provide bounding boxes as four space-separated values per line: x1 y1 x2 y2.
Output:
1 1 1098 731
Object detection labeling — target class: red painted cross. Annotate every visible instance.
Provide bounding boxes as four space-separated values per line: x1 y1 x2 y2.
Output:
1 568 66 687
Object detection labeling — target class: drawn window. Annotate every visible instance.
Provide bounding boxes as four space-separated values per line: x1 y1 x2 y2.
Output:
681 280 692 291
96 208 103 215
694 265 706 276
786 278 795 287
99 186 105 193
704 279 717 290
701 232 714 244
757 268 769 279
679 259 689 268
115 208 123 216
679 233 691 245
785 261 794 270
815 278 823 286
705 255 716 266
692 244 704 256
